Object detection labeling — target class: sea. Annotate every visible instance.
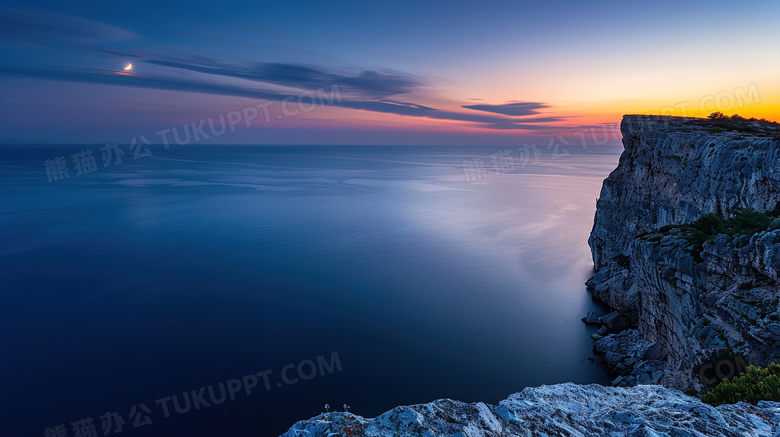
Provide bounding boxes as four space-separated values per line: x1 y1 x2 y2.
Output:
0 144 621 436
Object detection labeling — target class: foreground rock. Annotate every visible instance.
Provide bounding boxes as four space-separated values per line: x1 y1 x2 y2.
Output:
282 383 780 436
587 115 780 390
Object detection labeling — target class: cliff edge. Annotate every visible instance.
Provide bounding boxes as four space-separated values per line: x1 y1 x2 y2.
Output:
587 114 780 390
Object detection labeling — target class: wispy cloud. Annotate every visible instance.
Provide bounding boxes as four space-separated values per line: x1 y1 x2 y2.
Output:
0 9 564 131
142 55 425 99
0 9 136 44
340 100 564 127
463 102 549 116
0 65 564 130
0 66 283 100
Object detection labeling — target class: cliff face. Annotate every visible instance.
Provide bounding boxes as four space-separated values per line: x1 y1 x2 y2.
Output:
588 115 780 389
281 383 780 436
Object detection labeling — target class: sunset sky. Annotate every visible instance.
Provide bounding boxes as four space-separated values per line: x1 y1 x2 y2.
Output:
1 0 779 145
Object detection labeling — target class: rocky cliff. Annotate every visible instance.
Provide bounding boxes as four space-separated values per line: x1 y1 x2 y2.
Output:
281 383 780 436
587 115 780 390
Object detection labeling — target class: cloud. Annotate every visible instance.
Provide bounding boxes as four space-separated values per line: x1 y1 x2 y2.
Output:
310 99 565 128
0 9 135 44
0 11 562 132
0 65 563 130
0 66 284 100
142 54 425 99
478 121 560 130
463 101 549 116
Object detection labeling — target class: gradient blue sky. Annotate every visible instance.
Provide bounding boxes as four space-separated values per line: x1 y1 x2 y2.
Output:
1 0 779 145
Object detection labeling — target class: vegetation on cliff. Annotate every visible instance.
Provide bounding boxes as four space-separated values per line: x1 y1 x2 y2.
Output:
686 207 780 250
641 206 780 261
702 363 780 406
689 112 780 136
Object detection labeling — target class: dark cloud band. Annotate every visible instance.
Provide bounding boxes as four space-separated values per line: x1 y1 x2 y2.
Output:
143 55 425 99
463 102 549 116
0 65 563 130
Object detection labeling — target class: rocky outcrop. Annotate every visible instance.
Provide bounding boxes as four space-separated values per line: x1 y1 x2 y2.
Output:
588 115 780 389
281 383 780 436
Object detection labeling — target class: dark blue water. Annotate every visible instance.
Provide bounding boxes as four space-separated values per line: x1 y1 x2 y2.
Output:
1 145 620 436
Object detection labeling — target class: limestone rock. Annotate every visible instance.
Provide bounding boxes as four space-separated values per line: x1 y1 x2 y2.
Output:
587 115 780 390
281 383 780 436
582 312 602 325
601 311 632 331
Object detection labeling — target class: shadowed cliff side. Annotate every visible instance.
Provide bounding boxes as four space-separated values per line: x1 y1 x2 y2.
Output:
587 114 780 390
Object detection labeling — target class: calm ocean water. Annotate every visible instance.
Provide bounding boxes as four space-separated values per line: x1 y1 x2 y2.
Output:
1 144 620 436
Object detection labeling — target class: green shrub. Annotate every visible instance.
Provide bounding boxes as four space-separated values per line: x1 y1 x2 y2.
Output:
702 364 780 406
680 208 779 257
690 113 780 135
692 214 725 234
645 205 780 261
726 209 772 234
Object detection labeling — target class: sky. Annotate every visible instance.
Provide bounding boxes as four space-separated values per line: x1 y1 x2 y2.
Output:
1 0 779 145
